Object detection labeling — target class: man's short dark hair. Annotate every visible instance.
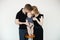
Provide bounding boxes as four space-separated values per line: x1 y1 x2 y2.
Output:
24 4 33 11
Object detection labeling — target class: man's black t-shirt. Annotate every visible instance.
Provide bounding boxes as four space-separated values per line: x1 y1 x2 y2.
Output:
16 8 27 29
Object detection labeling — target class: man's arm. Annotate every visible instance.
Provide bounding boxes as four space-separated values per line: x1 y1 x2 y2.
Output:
15 19 29 26
15 19 26 25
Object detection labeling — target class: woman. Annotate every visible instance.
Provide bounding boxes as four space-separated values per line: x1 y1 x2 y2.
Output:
31 6 44 40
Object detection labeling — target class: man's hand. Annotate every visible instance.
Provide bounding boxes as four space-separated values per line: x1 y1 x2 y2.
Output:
26 20 29 26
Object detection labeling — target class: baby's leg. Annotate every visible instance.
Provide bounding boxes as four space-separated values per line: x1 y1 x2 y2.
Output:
27 26 31 36
31 26 34 35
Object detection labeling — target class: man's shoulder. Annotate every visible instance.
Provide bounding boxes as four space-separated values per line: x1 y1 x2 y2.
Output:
19 8 23 12
17 8 23 14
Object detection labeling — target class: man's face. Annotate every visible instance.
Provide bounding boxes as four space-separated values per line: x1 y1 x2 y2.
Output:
24 8 30 13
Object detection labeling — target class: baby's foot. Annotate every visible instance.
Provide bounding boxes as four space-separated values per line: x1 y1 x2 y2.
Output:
29 34 31 36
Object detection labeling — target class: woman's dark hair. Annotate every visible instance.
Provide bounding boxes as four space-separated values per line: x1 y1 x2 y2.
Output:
24 4 33 11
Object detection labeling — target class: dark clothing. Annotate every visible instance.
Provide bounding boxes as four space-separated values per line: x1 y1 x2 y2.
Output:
33 14 44 40
16 8 27 40
16 8 27 29
19 29 27 40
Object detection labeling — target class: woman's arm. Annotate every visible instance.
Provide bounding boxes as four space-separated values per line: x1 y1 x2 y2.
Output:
33 16 43 26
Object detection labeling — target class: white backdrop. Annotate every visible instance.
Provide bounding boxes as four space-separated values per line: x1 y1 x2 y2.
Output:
0 0 60 40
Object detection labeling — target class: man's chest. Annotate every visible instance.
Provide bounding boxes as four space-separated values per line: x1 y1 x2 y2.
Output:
19 13 27 21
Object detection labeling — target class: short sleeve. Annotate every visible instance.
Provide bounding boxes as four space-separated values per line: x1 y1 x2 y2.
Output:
38 14 44 18
16 11 20 19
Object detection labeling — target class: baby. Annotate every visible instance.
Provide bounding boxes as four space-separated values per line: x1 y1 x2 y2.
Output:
26 12 34 36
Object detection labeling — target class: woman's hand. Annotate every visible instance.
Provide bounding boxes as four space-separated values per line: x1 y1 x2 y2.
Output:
33 17 37 21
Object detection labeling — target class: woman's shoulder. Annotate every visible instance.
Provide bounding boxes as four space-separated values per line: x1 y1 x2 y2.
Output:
38 14 44 17
39 14 44 16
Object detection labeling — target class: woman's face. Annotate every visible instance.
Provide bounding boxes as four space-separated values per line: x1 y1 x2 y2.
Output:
31 11 35 15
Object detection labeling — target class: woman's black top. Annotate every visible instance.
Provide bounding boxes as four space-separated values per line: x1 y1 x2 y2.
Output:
33 14 44 30
33 14 44 40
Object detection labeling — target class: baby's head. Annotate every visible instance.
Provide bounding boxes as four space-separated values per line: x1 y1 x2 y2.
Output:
27 12 33 18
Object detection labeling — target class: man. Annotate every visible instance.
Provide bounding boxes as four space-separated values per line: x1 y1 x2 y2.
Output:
15 4 33 40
